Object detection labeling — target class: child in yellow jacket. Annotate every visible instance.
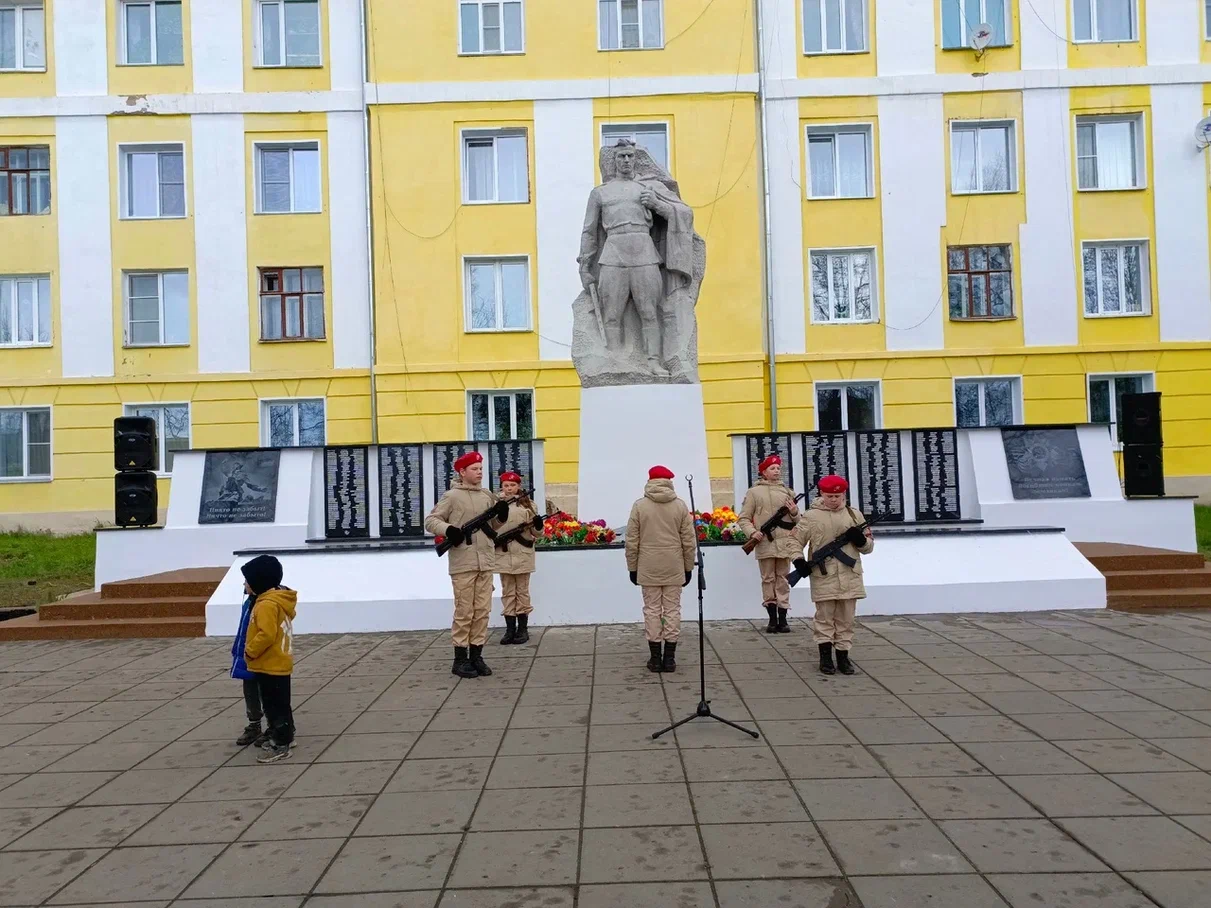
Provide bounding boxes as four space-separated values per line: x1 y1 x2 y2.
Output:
240 555 297 764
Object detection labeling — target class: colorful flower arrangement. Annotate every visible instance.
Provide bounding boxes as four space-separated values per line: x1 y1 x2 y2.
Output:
696 506 748 544
536 511 618 547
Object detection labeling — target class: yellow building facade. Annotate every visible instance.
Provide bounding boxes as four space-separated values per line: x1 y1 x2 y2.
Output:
1 0 1210 530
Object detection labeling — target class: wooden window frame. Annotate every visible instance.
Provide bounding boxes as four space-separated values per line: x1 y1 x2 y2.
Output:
947 244 1014 320
0 145 50 216
258 266 325 341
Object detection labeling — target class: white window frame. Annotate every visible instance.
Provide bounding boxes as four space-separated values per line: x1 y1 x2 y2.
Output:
808 246 878 325
942 0 1011 50
600 121 670 172
598 0 664 50
118 142 187 220
950 120 1017 194
254 0 322 68
804 124 874 200
0 3 45 72
1081 240 1150 318
1087 372 1155 448
0 274 51 347
123 402 190 475
467 389 535 441
458 0 525 55
118 0 183 66
803 0 867 54
461 129 529 205
260 397 327 448
1073 0 1137 43
123 270 189 347
1075 114 1146 192
254 142 322 214
462 255 532 333
814 381 882 431
953 376 1022 428
0 405 51 482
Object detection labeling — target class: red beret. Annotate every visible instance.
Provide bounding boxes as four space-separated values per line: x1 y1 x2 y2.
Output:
758 454 781 474
499 472 522 484
454 451 483 472
648 465 675 480
818 474 848 494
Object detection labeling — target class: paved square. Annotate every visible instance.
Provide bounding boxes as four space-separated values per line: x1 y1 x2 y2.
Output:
2 609 1211 906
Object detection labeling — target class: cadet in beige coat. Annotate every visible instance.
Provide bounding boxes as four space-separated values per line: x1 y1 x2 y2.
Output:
494 472 544 646
793 475 874 676
625 465 696 673
425 451 507 679
737 454 801 634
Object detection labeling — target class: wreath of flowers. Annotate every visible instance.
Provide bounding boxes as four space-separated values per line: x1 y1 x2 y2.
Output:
695 506 748 544
536 511 618 547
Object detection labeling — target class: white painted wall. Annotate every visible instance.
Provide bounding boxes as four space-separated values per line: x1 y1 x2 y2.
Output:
1152 84 1211 343
327 111 374 368
879 94 946 351
328 0 364 93
1146 0 1202 66
758 0 799 83
190 0 244 94
51 0 106 96
766 98 806 355
55 116 114 378
1021 89 1079 347
1020 0 1068 71
193 114 252 374
874 0 936 76
534 98 595 360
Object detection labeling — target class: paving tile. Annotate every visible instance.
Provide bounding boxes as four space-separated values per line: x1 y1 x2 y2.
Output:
486 753 585 789
714 879 860 908
578 882 714 908
964 740 1094 775
498 725 588 755
1002 774 1157 817
238 795 374 841
579 826 707 883
689 779 811 824
344 709 434 735
1126 870 1211 908
449 830 579 887
48 843 224 904
1015 671 1116 691
407 728 505 758
436 889 570 908
755 719 857 746
0 744 82 773
311 835 455 894
953 674 1044 693
775 744 888 778
0 807 57 848
43 740 166 772
926 715 1039 743
0 771 117 808
80 766 213 805
899 777 1041 819
898 694 998 716
1098 710 1211 739
701 820 838 878
1059 689 1171 712
1104 772 1211 814
1151 738 1211 772
976 690 1084 714
283 759 398 797
1174 815 1211 840
517 684 593 707
0 847 106 906
356 790 478 835
817 695 914 718
182 765 306 801
986 873 1156 908
471 785 582 831
850 875 1010 908
840 716 949 745
5 803 163 849
939 818 1107 873
126 799 273 845
185 838 346 897
384 757 493 792
868 743 989 777
817 818 972 874
875 673 967 696
1058 740 1200 773
134 739 244 770
1009 712 1136 741
583 781 693 827
742 696 833 720
588 748 687 784
1057 816 1211 871
794 777 922 820
314 732 419 762
675 744 782 783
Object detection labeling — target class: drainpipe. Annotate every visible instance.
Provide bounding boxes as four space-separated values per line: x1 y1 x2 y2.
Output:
753 0 778 432
359 0 379 445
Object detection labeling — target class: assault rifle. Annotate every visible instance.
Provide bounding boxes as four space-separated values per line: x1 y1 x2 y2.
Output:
741 492 806 555
435 490 532 557
495 502 554 552
786 513 881 588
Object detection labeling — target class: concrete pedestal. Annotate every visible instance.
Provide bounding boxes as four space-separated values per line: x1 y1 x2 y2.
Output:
577 383 712 528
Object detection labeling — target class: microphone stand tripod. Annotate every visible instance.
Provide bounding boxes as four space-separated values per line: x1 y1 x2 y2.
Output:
652 475 760 741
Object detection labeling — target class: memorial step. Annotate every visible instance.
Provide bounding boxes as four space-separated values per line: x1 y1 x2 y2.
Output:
99 567 228 601
0 615 205 641
1107 588 1211 612
1103 567 1211 592
1075 543 1206 574
39 595 210 621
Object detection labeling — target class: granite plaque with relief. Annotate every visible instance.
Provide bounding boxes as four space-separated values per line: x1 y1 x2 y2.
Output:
744 434 795 488
432 442 478 504
379 444 425 537
1002 427 1091 499
324 446 369 538
198 450 279 524
802 432 849 496
912 429 961 521
487 440 534 492
855 431 904 521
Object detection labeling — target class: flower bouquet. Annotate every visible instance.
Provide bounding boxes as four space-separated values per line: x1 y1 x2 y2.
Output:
536 511 618 547
695 506 748 545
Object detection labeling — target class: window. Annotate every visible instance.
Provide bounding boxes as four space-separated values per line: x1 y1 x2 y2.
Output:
602 123 668 171
809 249 875 323
804 0 866 53
955 378 1019 427
0 275 50 346
125 271 189 346
1074 0 1135 42
599 0 662 49
951 122 1014 193
124 404 189 473
256 0 320 67
465 258 530 332
120 1 183 65
1088 374 1152 443
0 407 49 480
816 383 879 431
1076 116 1144 191
255 143 321 213
460 0 523 54
463 131 528 204
0 146 49 215
470 391 534 441
263 399 325 447
948 245 1013 319
806 126 872 199
120 145 185 219
942 0 1009 49
1082 242 1148 316
259 267 324 341
0 3 45 71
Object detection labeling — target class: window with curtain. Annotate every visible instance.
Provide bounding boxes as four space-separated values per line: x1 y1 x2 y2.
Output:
256 0 321 66
463 131 529 203
470 391 534 440
0 3 45 71
599 0 662 50
259 267 325 340
601 123 669 171
256 143 321 213
0 407 50 479
1076 116 1143 190
125 404 190 473
955 378 1018 427
0 275 50 346
465 258 530 331
459 0 523 53
125 271 189 346
948 245 1013 319
264 399 325 447
816 383 879 431
951 122 1014 193
809 249 876 323
1082 242 1148 317
806 126 872 199
121 1 183 65
1088 374 1151 442
0 146 50 216
1074 0 1136 42
941 0 1009 49
121 145 185 218
803 0 866 53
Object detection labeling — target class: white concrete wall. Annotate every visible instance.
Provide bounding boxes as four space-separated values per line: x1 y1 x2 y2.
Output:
328 111 374 368
875 0 936 76
191 0 244 93
1020 0 1068 71
51 0 106 96
767 98 806 355
1146 0 1202 66
759 0 799 82
328 0 365 92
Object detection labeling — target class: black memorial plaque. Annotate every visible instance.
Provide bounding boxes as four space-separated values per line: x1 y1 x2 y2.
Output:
487 440 534 492
198 450 280 524
912 429 961 521
379 444 425 537
855 431 904 521
744 434 795 488
1002 427 1091 500
801 432 849 496
432 442 478 505
324 446 369 538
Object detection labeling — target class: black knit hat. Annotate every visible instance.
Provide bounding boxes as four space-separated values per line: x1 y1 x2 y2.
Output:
241 555 283 596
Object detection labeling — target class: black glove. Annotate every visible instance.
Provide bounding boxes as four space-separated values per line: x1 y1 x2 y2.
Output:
531 514 545 531
629 571 638 585
494 500 510 521
444 524 465 546
793 557 810 576
683 571 693 587
845 526 867 547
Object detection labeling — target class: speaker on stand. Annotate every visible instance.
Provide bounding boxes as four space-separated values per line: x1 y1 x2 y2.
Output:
114 417 159 527
1120 392 1164 499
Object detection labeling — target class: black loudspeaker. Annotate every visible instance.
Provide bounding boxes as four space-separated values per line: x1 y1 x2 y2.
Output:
115 471 159 527
114 416 158 472
1123 444 1165 498
1120 392 1162 447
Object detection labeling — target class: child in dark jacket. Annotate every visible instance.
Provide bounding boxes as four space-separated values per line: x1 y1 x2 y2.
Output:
238 555 298 763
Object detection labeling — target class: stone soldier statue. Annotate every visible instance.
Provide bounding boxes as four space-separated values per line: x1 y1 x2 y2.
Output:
573 139 706 387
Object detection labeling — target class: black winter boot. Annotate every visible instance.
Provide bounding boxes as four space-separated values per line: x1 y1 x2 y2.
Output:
236 722 263 746
515 613 530 644
662 642 677 673
764 603 778 634
835 649 855 675
452 646 478 678
500 616 518 645
647 642 664 673
818 643 836 675
776 608 792 633
469 644 492 676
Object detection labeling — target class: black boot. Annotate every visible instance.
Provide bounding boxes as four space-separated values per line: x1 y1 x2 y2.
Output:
236 722 262 747
818 643 836 675
764 603 778 634
662 642 677 673
776 608 792 633
647 642 664 673
836 649 855 675
469 644 492 676
500 616 518 645
452 646 478 678
515 613 530 645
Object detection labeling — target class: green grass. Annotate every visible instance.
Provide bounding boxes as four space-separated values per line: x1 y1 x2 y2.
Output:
0 532 95 609
1197 505 1211 560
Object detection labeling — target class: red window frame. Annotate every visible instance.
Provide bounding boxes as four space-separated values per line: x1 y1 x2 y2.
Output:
258 267 325 341
0 146 50 217
947 245 1013 320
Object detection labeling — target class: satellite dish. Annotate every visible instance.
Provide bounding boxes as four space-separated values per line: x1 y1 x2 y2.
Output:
970 24 993 55
1195 117 1211 150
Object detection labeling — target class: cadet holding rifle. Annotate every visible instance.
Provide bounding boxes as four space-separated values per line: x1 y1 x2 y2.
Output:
737 455 803 634
493 472 544 646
